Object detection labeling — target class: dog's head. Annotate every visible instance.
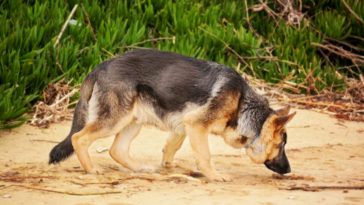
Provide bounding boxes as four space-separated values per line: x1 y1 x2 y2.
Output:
245 106 295 175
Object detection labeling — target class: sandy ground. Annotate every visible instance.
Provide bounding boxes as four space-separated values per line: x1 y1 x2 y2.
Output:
0 108 364 205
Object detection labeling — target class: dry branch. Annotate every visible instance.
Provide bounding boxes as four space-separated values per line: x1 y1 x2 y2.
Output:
244 0 261 39
54 4 79 47
256 0 279 26
0 175 55 183
81 3 97 42
118 36 175 51
240 55 298 66
199 26 257 76
311 42 364 66
327 37 364 52
55 46 64 73
245 70 364 122
29 79 79 128
101 48 116 57
280 185 364 192
275 0 305 27
341 0 364 24
277 97 350 111
1 184 122 196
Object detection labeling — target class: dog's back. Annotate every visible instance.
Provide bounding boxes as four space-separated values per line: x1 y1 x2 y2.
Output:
93 49 248 113
86 49 254 130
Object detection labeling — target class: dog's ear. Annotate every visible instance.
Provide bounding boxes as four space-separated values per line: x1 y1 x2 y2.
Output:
275 105 290 116
273 112 296 131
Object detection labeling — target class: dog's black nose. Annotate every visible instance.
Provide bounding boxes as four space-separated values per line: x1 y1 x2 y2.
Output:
264 149 291 175
277 164 291 175
286 165 291 174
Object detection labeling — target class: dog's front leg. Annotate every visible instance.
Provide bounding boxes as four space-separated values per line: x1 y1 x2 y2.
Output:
162 133 186 168
185 124 232 182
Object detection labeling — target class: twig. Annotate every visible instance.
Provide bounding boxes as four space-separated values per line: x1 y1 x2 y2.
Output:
276 0 304 27
54 4 79 47
317 48 335 68
81 3 97 42
102 48 116 57
0 175 56 182
338 65 358 76
350 35 364 42
341 0 364 24
311 42 364 65
244 0 261 38
77 46 90 55
265 46 282 72
30 139 60 143
121 45 151 50
199 27 256 76
277 97 352 111
327 37 364 52
118 37 175 51
69 180 120 186
280 185 364 192
49 88 78 108
55 46 64 73
257 0 279 26
240 55 299 66
2 184 122 196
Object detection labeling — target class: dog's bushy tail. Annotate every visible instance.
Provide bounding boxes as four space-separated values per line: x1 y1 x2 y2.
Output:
49 74 96 164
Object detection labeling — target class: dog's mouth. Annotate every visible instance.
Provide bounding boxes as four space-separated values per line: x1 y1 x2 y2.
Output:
264 160 291 175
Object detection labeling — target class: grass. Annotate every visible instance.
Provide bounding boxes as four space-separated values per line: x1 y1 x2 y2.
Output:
0 0 363 128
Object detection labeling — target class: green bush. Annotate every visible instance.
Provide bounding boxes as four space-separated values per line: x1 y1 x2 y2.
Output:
0 0 363 128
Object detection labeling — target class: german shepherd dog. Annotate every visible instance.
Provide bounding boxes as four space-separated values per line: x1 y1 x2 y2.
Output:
49 49 296 182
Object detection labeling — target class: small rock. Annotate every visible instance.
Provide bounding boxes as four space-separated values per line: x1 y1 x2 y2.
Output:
96 147 108 153
69 19 81 27
288 195 295 200
3 194 11 198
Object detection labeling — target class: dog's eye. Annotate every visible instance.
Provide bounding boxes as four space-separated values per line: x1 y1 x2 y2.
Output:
239 135 247 143
283 132 287 143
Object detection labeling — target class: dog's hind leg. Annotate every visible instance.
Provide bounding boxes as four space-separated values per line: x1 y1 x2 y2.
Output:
71 122 109 174
161 133 186 168
109 122 151 172
72 113 135 174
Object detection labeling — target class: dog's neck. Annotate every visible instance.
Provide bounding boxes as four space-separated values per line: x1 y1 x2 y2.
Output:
237 98 272 139
237 112 259 138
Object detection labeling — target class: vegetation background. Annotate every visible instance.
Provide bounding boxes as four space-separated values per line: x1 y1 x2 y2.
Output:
0 0 363 129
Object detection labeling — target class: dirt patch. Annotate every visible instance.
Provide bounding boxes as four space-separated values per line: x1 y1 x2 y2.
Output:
0 108 364 204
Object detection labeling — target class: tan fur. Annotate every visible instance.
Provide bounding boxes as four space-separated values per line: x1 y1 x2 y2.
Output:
246 111 296 163
275 105 291 116
222 127 247 149
71 112 135 174
180 93 239 181
162 133 186 168
109 122 144 171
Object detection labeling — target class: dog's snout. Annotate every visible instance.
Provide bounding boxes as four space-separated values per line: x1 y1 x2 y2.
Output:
264 149 291 175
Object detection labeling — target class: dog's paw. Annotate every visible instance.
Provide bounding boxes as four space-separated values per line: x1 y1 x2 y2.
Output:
87 166 103 175
207 173 232 182
138 166 156 173
131 164 155 173
161 161 174 168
